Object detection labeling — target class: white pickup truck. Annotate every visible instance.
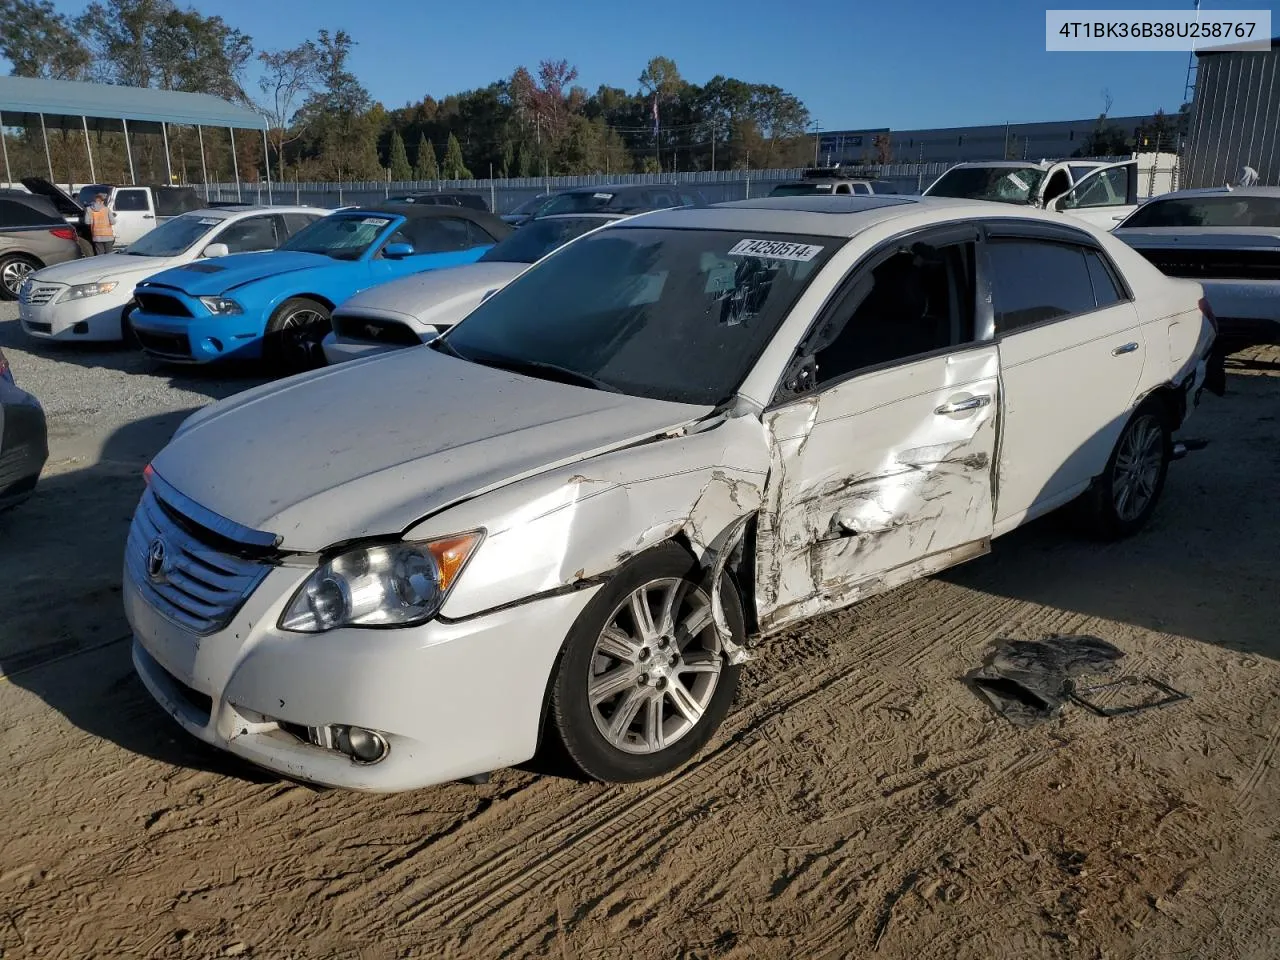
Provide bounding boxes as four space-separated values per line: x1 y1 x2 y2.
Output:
20 178 204 247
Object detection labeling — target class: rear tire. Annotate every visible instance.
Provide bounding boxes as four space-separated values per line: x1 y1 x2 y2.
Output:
263 297 330 375
0 254 40 300
1082 398 1172 540
548 543 744 783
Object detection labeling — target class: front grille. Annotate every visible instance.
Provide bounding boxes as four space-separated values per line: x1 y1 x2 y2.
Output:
1136 248 1280 281
333 314 421 346
135 329 193 358
135 291 193 317
21 283 62 305
126 487 270 636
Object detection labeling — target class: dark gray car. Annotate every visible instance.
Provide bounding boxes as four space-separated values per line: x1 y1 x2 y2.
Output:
0 346 48 511
0 197 85 300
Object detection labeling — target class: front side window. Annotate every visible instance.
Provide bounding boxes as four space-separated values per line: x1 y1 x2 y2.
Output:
1120 195 1280 228
388 217 479 254
443 227 841 405
125 212 224 256
216 215 279 253
280 213 392 260
927 167 1047 205
807 240 977 385
987 240 1098 332
114 189 150 212
1062 167 1128 209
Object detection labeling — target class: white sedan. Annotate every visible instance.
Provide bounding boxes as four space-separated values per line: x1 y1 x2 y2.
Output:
18 205 325 342
124 195 1216 792
321 213 630 364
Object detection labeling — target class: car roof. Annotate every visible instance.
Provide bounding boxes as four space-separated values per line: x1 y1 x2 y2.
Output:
559 183 689 195
180 205 325 218
532 212 628 221
944 161 1053 170
1142 186 1280 200
623 194 1082 238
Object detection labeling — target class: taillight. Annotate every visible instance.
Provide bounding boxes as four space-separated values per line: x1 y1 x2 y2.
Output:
50 226 77 242
143 463 154 485
1198 296 1218 333
0 346 11 384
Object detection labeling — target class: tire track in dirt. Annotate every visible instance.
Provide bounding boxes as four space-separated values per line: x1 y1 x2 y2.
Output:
374 583 1039 952
1235 716 1280 817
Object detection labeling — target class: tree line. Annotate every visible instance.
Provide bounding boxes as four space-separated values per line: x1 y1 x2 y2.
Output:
0 0 820 185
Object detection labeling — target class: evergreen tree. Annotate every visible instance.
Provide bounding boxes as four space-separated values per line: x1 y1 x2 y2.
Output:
500 139 515 178
387 130 412 180
515 141 534 178
442 132 472 179
413 133 439 180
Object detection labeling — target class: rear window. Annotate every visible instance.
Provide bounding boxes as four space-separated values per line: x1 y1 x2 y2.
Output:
0 197 61 228
1122 195 1280 229
771 183 836 196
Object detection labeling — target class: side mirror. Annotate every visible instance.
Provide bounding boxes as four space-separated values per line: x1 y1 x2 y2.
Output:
202 242 229 258
480 287 498 303
418 325 441 343
384 242 414 259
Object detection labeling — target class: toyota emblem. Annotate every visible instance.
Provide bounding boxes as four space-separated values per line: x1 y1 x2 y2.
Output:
146 538 168 582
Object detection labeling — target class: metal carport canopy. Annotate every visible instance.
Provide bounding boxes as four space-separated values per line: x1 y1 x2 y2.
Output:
0 76 269 201
0 76 266 133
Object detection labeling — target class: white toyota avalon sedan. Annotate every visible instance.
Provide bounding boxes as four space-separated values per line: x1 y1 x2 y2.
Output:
124 195 1217 791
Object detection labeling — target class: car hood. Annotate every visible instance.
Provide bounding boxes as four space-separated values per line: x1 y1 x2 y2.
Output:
142 250 336 295
332 261 525 329
152 346 711 552
31 252 181 285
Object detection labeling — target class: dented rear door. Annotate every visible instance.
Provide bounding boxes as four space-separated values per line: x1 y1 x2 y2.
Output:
756 344 999 633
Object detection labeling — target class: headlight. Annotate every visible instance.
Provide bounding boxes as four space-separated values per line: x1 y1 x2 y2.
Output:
199 296 243 315
279 533 483 633
59 280 119 302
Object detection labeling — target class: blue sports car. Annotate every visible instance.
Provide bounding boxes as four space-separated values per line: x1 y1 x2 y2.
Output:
130 205 512 371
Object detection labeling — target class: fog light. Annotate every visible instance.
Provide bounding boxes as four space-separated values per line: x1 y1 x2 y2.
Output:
328 724 389 764
72 321 89 334
201 337 224 353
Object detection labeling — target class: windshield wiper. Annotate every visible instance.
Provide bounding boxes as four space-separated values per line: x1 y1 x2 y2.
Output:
472 355 620 393
429 336 468 360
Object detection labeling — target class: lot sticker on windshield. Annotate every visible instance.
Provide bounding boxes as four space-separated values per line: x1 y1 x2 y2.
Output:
1007 174 1029 191
197 218 220 225
593 192 614 200
360 217 390 226
728 239 824 262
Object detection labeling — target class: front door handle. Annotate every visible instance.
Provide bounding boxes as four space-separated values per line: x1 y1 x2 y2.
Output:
143 214 155 220
935 394 991 416
1112 341 1139 356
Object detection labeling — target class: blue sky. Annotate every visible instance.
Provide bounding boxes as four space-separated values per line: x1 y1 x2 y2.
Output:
50 0 1280 129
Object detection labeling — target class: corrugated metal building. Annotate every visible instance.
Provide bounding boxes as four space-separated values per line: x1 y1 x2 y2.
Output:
1183 37 1280 188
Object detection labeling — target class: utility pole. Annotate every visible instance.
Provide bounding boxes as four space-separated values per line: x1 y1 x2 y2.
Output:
711 120 716 172
813 121 820 165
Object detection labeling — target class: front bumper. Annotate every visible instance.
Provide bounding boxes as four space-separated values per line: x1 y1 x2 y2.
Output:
320 331 400 366
0 385 48 510
126 560 598 791
19 285 131 342
132 293 265 364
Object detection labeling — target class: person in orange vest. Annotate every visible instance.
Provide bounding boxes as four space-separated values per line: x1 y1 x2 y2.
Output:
83 193 117 255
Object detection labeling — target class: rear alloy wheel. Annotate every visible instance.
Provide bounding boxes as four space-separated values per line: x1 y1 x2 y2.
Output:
264 297 330 375
549 544 743 783
0 255 39 301
1083 398 1172 539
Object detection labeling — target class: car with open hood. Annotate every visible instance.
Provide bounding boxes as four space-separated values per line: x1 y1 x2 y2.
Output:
124 195 1216 793
17 205 325 342
128 204 511 372
321 212 631 364
1113 186 1280 356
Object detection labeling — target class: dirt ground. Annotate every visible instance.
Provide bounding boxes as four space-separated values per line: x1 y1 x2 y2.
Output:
0 344 1277 960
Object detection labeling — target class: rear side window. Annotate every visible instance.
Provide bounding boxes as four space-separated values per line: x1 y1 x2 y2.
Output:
0 198 59 227
396 217 474 253
114 189 150 212
988 240 1097 332
1084 250 1124 308
281 213 320 237
217 215 278 253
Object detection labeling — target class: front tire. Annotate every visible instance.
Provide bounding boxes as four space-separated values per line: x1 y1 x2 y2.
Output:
263 297 330 375
1083 398 1172 539
548 543 743 783
0 254 40 300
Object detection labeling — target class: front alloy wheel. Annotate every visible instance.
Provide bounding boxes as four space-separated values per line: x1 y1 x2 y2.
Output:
548 543 743 782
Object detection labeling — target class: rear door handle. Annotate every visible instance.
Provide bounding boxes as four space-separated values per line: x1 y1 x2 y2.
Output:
1112 341 1139 356
935 394 991 416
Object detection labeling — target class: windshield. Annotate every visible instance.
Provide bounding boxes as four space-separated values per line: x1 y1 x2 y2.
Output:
926 166 1047 204
1121 195 1280 229
509 195 551 217
771 183 837 196
444 227 840 405
125 212 225 257
479 216 610 264
539 191 627 215
279 213 393 260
